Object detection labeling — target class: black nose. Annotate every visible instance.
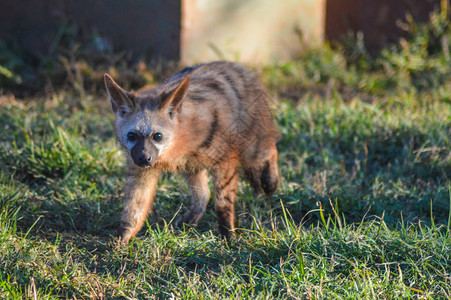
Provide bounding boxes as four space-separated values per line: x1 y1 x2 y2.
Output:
137 155 152 166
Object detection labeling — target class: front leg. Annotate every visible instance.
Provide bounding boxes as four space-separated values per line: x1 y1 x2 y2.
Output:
213 159 239 241
178 169 211 225
118 170 160 245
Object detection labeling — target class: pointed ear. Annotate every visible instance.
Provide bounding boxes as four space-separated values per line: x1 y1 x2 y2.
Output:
104 74 136 117
161 76 190 117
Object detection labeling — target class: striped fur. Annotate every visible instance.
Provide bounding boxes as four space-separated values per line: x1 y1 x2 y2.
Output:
105 61 279 245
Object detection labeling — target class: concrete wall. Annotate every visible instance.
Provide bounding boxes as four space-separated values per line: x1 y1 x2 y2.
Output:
0 0 443 63
0 0 325 64
181 0 325 64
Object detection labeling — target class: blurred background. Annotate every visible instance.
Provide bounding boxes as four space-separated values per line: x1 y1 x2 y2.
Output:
0 0 444 96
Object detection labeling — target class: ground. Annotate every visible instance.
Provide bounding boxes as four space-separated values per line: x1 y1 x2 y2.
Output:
0 11 450 299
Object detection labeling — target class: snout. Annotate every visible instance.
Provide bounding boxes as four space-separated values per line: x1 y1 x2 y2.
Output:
136 154 152 167
130 137 159 168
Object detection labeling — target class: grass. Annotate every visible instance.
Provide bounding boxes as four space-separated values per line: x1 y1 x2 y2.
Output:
1 9 451 299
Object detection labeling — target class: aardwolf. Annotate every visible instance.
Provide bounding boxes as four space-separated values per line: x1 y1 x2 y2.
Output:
104 61 279 245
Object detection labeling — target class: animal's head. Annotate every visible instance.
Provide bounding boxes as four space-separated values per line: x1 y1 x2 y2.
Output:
104 74 190 168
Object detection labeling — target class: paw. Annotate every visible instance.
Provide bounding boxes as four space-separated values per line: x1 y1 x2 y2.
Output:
117 225 132 247
218 225 235 244
174 211 202 230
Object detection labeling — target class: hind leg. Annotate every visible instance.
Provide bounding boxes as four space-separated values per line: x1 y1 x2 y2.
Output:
243 142 279 196
213 158 239 241
177 169 211 226
260 145 279 195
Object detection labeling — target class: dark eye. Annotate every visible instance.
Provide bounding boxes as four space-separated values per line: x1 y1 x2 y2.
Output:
127 132 137 141
153 132 163 142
